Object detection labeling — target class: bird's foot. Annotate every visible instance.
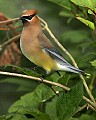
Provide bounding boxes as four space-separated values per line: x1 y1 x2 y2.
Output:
39 74 46 82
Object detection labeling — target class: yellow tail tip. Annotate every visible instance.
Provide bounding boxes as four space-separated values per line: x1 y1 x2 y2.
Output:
85 73 91 78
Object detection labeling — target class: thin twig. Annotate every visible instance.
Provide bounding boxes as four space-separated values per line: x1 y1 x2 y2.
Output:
83 96 96 109
88 104 96 111
0 17 20 51
75 103 96 114
75 104 87 113
0 18 19 25
39 16 96 103
0 34 20 51
0 71 70 91
0 70 96 110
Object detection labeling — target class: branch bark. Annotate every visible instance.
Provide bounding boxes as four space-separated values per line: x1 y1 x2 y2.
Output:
0 70 96 110
0 17 19 25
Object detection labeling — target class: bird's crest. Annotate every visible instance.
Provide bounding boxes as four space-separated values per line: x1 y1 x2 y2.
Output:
21 9 38 17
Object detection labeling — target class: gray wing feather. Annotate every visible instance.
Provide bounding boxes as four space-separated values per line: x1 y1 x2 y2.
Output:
43 48 83 73
43 48 72 65
38 32 84 74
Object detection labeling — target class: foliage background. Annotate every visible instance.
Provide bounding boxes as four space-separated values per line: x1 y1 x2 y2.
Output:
0 0 96 120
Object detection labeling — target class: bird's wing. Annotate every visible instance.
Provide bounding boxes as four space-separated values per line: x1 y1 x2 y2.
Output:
43 47 84 73
38 32 54 48
38 32 83 73
38 33 76 66
43 47 71 66
38 32 70 65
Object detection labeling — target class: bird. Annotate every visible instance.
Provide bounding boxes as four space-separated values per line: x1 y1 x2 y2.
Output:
19 9 90 77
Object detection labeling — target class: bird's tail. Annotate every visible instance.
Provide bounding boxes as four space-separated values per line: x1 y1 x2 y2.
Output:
79 70 91 78
67 65 91 78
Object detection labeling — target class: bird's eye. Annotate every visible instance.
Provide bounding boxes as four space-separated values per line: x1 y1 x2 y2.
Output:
27 15 33 20
29 14 36 19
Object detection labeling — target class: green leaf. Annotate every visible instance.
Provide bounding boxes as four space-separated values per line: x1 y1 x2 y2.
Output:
11 114 28 120
0 113 15 120
76 16 95 30
71 0 96 10
0 114 28 120
88 9 93 14
88 8 96 16
12 106 51 120
48 0 71 10
8 84 55 113
56 81 83 120
5 64 41 77
79 114 96 120
58 74 71 85
45 96 58 119
50 72 64 82
90 60 96 67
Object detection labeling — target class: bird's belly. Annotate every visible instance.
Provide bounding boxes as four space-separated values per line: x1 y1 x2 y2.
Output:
26 53 57 72
20 42 57 72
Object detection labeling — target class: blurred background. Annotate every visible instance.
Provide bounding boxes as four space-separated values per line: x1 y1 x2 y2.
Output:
0 0 96 116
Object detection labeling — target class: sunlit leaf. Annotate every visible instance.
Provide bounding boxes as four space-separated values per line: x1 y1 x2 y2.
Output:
71 0 96 10
88 8 96 15
90 60 96 67
76 17 95 30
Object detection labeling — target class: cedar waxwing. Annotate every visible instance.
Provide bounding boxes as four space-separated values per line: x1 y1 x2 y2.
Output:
20 9 89 77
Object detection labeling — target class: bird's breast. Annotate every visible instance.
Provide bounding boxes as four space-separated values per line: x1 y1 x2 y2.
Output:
20 38 58 72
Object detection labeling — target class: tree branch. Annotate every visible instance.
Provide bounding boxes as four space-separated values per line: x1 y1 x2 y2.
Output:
0 71 70 91
0 17 20 51
0 18 19 25
0 70 96 110
1 34 20 47
0 34 20 52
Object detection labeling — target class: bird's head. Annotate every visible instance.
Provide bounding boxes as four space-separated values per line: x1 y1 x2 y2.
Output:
20 9 38 25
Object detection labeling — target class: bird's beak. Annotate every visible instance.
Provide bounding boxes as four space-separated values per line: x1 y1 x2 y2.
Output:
19 16 27 21
19 16 28 24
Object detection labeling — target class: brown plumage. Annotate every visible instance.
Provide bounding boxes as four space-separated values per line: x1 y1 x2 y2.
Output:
20 9 57 73
20 9 90 77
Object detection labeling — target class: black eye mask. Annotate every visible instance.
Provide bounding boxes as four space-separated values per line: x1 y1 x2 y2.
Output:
20 14 36 24
22 14 36 20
